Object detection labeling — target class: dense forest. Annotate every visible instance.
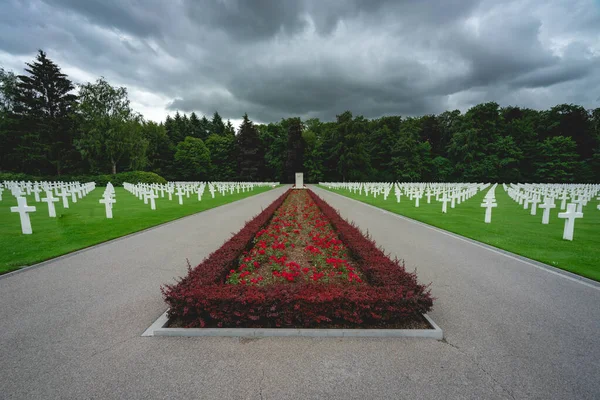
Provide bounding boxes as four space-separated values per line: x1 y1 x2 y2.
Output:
1 51 599 183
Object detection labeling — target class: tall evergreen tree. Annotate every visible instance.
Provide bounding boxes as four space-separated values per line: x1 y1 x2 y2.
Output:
330 112 371 181
11 50 78 175
212 111 225 136
0 68 18 171
236 113 264 181
199 115 211 141
172 111 185 143
284 117 305 182
225 119 236 136
189 112 202 139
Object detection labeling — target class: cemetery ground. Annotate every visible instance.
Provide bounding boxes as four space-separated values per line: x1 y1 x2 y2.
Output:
1 184 598 399
0 185 275 275
319 185 600 282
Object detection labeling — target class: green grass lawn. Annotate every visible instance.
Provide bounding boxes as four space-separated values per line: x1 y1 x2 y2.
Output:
0 185 276 274
319 185 600 282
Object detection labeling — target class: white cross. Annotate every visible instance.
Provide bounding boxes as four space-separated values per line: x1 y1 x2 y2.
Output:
32 185 42 202
426 191 432 204
415 195 420 208
441 194 450 213
176 187 184 205
571 197 585 213
523 196 530 210
71 188 78 203
558 191 569 210
99 195 115 218
530 196 540 216
557 203 583 241
481 199 497 223
41 190 59 217
538 196 556 224
58 188 70 208
11 196 36 234
146 190 158 210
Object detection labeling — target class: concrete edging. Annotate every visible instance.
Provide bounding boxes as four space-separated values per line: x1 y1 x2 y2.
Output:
142 310 443 339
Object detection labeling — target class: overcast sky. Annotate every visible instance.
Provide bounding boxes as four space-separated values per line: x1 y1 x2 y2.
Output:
1 0 599 125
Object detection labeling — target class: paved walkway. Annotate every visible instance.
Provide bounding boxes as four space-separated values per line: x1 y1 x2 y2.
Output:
1 185 598 399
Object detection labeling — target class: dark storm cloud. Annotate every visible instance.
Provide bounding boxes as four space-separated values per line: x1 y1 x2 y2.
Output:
1 0 598 122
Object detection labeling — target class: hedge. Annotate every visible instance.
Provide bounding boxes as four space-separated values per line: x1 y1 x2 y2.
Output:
162 189 433 328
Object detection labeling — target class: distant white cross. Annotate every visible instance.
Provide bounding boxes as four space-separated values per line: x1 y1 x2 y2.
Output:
41 190 59 217
99 195 115 219
558 192 569 210
176 187 185 205
32 185 42 202
58 189 70 209
557 203 583 241
441 194 450 214
11 196 36 234
481 199 497 223
146 190 158 210
538 196 556 224
571 197 585 213
530 196 540 216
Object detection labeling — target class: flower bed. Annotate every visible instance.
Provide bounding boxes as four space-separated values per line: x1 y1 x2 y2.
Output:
226 190 363 286
162 189 433 328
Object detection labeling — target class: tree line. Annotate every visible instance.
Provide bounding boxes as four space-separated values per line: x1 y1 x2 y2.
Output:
1 51 599 183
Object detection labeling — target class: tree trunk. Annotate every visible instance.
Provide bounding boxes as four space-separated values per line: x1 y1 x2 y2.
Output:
111 160 117 175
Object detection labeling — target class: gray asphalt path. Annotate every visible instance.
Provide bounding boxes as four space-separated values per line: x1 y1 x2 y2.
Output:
1 185 598 400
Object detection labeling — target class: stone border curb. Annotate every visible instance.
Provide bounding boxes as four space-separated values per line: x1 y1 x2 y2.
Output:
142 310 443 339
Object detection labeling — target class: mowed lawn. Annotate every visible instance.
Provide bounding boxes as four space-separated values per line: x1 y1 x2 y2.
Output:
319 185 600 282
0 185 276 274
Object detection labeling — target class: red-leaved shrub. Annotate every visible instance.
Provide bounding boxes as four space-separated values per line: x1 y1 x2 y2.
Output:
162 189 433 328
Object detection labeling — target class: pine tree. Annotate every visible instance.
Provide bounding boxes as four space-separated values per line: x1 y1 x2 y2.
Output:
225 119 236 136
12 50 78 175
284 117 305 182
189 112 202 139
199 115 211 141
212 111 225 136
172 111 185 143
236 113 264 181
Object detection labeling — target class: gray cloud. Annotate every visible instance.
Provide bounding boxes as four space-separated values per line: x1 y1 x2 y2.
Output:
1 0 598 123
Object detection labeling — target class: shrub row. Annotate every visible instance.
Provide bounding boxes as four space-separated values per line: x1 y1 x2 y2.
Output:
0 171 167 186
306 190 422 287
162 189 433 328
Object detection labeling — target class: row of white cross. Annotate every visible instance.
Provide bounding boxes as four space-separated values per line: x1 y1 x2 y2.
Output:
321 181 600 242
2 180 97 234
120 181 278 214
3 180 279 233
505 183 600 240
321 182 486 214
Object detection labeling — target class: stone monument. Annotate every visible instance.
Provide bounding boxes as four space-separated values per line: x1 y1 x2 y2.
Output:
294 172 305 189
